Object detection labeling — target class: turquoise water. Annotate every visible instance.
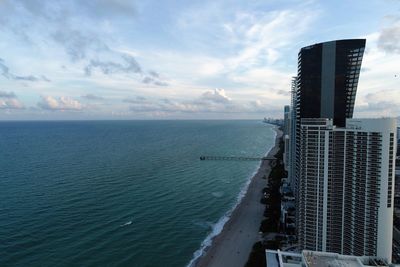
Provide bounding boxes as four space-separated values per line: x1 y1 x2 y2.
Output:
0 120 275 267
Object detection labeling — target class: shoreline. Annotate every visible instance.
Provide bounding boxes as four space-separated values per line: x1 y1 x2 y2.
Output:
189 125 283 267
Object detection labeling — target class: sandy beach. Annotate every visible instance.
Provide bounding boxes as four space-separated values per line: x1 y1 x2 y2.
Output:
194 126 283 267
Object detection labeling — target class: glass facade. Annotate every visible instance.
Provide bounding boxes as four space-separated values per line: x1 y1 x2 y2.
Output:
296 39 365 127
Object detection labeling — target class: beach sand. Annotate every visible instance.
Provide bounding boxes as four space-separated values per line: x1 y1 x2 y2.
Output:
194 126 283 267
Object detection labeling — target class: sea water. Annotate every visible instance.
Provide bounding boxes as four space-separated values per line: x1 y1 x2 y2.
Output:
0 120 275 267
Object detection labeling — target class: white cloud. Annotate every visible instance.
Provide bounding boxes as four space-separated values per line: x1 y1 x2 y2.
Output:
377 17 400 54
200 88 231 104
354 31 400 118
125 90 231 114
81 94 104 100
0 98 25 109
197 60 225 76
223 9 318 70
2 0 399 119
355 89 400 117
0 90 25 109
125 88 281 117
128 6 316 110
38 96 83 111
0 90 16 98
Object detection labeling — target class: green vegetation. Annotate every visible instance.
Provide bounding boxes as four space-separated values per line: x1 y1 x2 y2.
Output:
245 134 286 267
260 138 285 234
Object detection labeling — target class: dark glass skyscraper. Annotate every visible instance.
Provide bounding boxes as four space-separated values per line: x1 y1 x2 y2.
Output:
296 39 365 127
292 39 366 194
292 39 366 193
290 39 372 256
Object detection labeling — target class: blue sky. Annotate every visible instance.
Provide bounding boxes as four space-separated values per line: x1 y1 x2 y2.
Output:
0 0 399 120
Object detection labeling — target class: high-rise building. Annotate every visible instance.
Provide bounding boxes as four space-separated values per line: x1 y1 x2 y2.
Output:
289 77 297 190
284 105 291 135
289 39 397 262
297 118 397 261
292 39 366 195
283 105 291 172
296 39 366 127
397 126 400 154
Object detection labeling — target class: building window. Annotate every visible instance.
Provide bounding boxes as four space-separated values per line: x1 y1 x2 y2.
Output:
387 133 394 208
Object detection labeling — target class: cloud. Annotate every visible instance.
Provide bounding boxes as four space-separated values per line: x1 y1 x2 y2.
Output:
15 0 136 19
38 95 83 111
0 98 25 110
0 58 11 79
354 32 400 118
0 58 50 82
0 91 16 98
148 71 160 78
142 77 154 84
123 96 147 104
52 29 109 62
199 88 231 104
84 56 168 86
125 89 233 114
0 91 25 109
41 75 51 82
0 0 159 85
276 89 290 96
82 53 171 86
378 25 400 53
222 8 318 70
124 88 280 116
13 75 41 81
142 76 168 86
84 54 142 76
355 89 400 117
80 0 136 18
81 94 104 100
142 70 169 86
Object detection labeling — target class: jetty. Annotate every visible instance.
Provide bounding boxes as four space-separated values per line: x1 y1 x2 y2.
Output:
199 156 276 161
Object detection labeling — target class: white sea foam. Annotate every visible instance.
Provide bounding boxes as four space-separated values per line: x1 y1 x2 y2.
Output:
120 221 132 227
186 126 277 267
186 171 256 267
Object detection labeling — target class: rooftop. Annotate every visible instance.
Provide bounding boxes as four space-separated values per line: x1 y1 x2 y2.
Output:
266 250 392 267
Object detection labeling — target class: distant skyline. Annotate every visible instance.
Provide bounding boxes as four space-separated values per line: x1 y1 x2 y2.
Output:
0 0 400 120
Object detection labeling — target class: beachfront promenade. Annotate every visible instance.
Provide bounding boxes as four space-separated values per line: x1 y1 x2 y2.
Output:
194 127 283 267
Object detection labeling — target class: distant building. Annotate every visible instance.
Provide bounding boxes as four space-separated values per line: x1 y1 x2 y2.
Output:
397 127 400 141
297 118 397 261
397 127 400 155
283 105 291 172
265 249 391 267
288 77 297 190
284 105 291 136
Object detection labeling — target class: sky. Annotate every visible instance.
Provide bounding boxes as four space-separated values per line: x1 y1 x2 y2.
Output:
0 0 400 120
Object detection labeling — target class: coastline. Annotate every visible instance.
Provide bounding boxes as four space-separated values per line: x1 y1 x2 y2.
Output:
189 125 283 267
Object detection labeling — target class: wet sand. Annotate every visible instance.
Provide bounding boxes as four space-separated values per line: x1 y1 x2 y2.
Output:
194 126 283 267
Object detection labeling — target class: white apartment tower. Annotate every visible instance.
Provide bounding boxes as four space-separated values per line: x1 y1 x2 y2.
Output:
297 118 397 262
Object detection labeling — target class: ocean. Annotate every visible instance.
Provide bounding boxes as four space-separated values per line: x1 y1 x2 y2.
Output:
0 120 275 267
